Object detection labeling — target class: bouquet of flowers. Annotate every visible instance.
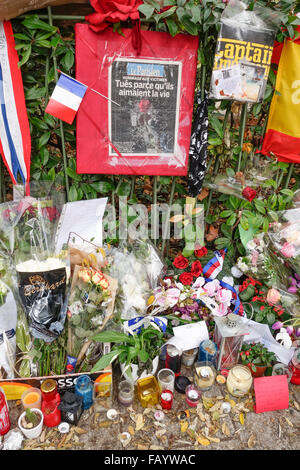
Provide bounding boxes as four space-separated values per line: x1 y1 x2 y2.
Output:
0 278 17 379
267 208 300 276
147 247 242 337
235 233 296 290
107 239 166 320
0 280 8 306
66 265 117 373
0 194 68 342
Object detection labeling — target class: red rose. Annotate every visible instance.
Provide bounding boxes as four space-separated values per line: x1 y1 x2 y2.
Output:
85 0 142 32
179 272 194 286
2 208 11 221
138 99 151 113
190 260 202 277
194 246 208 258
242 186 257 202
173 255 189 270
42 207 59 222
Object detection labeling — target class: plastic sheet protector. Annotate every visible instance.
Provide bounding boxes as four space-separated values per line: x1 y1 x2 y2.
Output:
75 25 199 176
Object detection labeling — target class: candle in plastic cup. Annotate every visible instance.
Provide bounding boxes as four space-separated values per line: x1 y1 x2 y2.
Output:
21 388 42 410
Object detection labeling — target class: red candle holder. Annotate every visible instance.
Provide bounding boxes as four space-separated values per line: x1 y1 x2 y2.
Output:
160 390 173 410
185 384 200 407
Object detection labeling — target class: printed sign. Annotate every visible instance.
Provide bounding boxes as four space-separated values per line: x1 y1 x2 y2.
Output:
108 58 181 157
210 21 276 102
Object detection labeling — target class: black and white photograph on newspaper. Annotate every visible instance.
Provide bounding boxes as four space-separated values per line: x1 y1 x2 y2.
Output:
108 58 182 157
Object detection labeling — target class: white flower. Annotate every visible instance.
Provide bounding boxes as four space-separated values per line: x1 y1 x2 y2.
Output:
236 259 248 272
222 276 234 286
175 282 184 290
192 277 205 289
231 266 243 278
246 240 257 251
16 257 66 273
0 280 8 295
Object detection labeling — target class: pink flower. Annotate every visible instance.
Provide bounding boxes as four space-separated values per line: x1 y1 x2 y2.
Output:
216 288 232 304
286 326 294 335
166 288 180 306
251 250 259 267
215 303 228 316
272 321 283 331
266 288 281 305
91 270 104 285
203 279 220 297
288 286 298 294
281 242 296 258
78 268 92 283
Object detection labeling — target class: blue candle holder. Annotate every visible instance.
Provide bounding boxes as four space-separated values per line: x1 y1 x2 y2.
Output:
75 375 94 410
198 339 217 366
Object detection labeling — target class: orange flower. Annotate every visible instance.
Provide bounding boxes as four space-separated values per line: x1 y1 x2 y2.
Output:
242 142 253 154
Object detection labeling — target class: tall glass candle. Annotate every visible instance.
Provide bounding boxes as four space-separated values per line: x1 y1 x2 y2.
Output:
157 368 175 393
118 380 134 407
165 344 182 376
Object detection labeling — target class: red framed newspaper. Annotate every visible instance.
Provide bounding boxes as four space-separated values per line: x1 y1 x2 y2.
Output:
75 24 199 176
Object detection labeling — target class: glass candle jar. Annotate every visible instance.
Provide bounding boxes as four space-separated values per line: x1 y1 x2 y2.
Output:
288 352 300 385
165 344 182 376
75 375 94 410
185 384 201 407
21 387 42 410
157 368 175 393
118 380 134 407
198 340 217 366
182 348 198 367
137 375 160 408
226 365 253 397
41 379 57 403
160 390 173 410
194 361 216 390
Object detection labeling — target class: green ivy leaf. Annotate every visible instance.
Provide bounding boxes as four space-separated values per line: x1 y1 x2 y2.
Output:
138 4 155 19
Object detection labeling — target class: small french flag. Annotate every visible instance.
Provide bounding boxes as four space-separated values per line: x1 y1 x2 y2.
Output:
45 73 87 124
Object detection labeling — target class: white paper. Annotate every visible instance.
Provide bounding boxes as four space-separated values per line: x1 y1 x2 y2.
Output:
240 317 295 365
55 198 107 254
213 65 242 97
167 321 209 352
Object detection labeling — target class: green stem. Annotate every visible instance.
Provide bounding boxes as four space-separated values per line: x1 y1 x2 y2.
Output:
161 176 176 257
201 33 208 101
47 6 70 201
130 176 136 200
152 176 158 246
237 104 247 173
284 163 294 189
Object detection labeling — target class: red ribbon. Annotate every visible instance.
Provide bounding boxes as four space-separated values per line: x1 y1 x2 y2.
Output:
131 19 142 56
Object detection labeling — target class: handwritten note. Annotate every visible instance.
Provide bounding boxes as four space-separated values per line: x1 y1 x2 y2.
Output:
254 376 289 413
55 198 107 254
166 321 209 352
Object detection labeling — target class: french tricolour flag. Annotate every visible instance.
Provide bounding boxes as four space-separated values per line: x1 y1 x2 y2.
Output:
45 73 87 124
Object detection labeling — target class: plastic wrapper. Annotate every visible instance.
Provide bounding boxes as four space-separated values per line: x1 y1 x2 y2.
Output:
267 208 300 277
108 239 166 320
75 25 199 176
0 193 68 342
66 264 117 373
0 279 17 379
209 0 281 103
205 153 277 199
